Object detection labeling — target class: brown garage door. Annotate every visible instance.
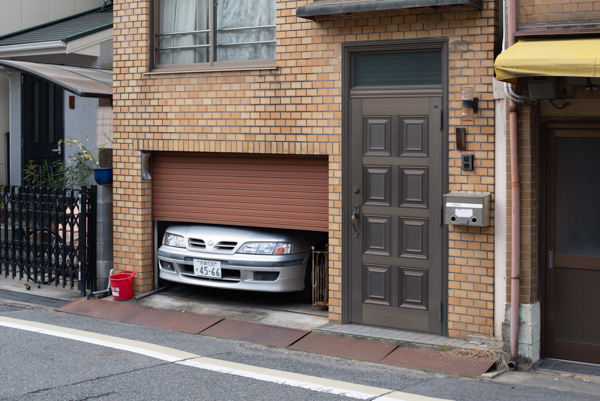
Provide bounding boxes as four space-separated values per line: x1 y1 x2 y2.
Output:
152 152 329 232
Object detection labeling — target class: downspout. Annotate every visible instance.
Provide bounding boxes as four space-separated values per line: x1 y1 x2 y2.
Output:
506 0 521 370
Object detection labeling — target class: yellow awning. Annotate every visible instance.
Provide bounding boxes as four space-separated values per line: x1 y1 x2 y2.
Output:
494 38 600 83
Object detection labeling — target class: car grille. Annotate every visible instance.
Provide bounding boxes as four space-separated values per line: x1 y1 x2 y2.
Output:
187 239 238 251
188 238 206 249
214 241 237 250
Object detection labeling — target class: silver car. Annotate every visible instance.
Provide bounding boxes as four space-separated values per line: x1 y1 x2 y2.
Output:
158 224 327 292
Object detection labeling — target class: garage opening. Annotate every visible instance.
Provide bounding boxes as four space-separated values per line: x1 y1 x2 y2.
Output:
151 152 330 321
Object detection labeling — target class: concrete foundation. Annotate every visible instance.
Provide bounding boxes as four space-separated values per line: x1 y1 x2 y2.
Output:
95 185 113 290
503 302 541 367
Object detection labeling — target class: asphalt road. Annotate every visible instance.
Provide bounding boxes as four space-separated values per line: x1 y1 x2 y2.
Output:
0 300 598 401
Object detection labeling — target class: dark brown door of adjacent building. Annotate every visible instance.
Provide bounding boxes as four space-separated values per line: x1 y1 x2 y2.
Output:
544 124 600 364
22 75 64 172
349 95 443 333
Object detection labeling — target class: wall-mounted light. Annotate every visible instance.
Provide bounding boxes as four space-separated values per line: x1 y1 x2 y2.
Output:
461 86 479 121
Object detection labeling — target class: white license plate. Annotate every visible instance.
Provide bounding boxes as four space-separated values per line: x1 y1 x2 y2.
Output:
193 259 222 278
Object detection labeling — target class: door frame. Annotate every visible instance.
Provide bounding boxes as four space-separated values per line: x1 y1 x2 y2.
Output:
341 39 449 334
540 120 600 360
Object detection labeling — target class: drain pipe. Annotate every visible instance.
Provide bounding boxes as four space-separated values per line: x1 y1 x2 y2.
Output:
506 0 521 371
87 269 114 299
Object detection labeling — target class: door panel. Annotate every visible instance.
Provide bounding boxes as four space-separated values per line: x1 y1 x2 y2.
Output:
22 75 64 171
545 127 600 364
350 96 443 333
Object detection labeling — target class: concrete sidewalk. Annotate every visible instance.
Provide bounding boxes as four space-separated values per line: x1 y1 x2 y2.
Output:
57 296 498 378
0 276 497 377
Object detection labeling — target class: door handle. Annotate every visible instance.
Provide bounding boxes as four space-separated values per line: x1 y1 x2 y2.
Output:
51 147 62 155
352 201 361 237
549 250 553 269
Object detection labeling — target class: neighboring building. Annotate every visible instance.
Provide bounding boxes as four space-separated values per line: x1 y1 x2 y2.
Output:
0 0 106 184
0 0 113 186
494 1 600 366
113 0 501 350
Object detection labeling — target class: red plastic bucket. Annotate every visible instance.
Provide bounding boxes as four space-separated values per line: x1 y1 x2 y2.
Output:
109 270 135 301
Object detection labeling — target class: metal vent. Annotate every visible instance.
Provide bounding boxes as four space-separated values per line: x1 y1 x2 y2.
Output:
188 238 206 248
215 241 237 251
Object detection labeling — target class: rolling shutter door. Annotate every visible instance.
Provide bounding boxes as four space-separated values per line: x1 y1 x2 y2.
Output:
152 152 329 232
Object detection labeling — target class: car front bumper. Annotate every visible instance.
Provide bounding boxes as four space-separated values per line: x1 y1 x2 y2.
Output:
157 246 309 292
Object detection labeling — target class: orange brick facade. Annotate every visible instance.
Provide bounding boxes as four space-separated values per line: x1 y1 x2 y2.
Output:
113 0 498 339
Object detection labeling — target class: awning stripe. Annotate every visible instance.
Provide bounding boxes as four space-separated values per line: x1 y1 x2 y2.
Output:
494 38 600 83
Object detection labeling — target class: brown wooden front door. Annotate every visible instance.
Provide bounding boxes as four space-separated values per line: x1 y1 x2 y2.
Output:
544 124 600 364
349 95 443 333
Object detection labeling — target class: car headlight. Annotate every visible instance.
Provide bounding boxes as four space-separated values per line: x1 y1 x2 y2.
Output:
163 233 185 248
237 242 292 255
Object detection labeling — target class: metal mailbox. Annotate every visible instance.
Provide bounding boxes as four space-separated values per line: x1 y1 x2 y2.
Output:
443 191 491 227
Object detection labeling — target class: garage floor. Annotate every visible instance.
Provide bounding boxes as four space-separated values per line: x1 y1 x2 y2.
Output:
134 284 329 331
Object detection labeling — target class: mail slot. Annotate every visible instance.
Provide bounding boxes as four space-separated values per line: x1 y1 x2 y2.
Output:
443 191 491 227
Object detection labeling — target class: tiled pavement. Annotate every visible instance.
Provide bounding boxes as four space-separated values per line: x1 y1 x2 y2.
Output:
58 298 497 378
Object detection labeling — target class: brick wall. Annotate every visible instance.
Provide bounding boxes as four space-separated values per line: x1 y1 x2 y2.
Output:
517 0 600 27
113 0 498 338
506 104 539 305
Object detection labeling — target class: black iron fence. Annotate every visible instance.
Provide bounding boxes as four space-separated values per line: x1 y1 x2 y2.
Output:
0 186 97 296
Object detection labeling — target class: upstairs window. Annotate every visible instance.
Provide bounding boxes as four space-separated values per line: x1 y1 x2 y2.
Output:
154 0 276 70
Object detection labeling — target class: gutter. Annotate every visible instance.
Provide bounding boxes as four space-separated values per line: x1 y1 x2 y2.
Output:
506 0 521 370
0 41 66 56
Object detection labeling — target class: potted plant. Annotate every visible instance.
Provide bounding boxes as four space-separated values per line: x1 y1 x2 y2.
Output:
62 136 112 186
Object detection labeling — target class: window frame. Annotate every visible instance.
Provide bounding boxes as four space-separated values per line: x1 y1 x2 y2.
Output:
151 0 277 73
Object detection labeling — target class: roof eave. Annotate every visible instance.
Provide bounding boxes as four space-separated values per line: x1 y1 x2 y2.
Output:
0 41 67 57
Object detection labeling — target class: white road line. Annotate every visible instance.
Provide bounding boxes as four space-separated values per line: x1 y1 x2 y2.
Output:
0 316 451 401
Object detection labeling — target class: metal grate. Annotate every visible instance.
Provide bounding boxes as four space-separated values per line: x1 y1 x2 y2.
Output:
380 346 496 378
58 298 223 334
289 333 398 363
311 245 328 308
200 319 309 348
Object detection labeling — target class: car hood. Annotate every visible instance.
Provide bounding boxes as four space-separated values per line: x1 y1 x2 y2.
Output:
163 224 325 254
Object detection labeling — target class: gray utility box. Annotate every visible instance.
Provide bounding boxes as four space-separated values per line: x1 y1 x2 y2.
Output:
443 191 491 227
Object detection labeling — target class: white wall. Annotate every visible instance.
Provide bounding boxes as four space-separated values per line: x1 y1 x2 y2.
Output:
493 78 507 338
64 94 100 186
0 0 104 35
